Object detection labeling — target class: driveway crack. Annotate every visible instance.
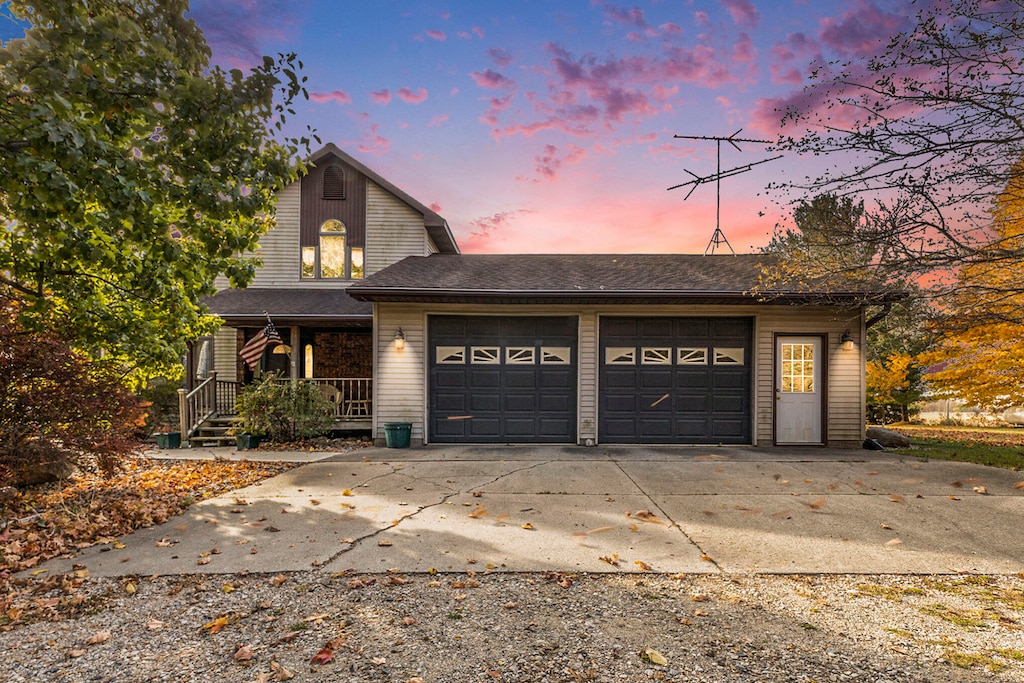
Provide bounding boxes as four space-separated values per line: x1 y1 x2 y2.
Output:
610 459 722 572
325 460 553 567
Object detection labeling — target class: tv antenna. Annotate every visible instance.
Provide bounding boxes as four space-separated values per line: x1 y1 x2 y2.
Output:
668 129 781 255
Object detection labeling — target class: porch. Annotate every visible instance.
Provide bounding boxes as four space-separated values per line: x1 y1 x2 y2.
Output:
178 372 372 447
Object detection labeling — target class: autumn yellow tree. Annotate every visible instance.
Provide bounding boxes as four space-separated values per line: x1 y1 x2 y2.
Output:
918 163 1024 410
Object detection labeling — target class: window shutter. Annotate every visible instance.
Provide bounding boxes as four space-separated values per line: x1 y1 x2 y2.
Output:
322 165 346 200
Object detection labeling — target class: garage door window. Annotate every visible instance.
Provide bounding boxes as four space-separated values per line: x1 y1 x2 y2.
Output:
714 348 745 365
606 347 636 364
677 347 708 365
641 348 672 365
436 346 466 364
541 347 571 364
471 347 500 364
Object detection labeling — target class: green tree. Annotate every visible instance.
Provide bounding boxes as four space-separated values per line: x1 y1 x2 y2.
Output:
0 0 315 380
770 0 1024 322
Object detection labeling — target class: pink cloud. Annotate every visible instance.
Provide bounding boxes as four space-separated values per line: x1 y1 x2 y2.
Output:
429 202 443 213
598 1 648 30
694 11 710 26
769 32 821 85
354 122 390 155
659 22 683 35
732 32 755 65
531 143 587 180
396 87 429 104
470 68 515 89
426 29 446 41
308 89 352 106
716 95 733 107
719 0 761 28
428 114 449 127
818 1 908 58
488 48 514 66
460 209 534 251
370 89 392 105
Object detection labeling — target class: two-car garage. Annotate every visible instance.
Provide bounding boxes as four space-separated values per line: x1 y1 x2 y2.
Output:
427 315 753 445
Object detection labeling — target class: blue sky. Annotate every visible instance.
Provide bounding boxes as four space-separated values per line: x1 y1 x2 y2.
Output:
2 1 918 253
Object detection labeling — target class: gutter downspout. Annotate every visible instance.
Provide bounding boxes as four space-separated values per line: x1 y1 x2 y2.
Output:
864 302 893 330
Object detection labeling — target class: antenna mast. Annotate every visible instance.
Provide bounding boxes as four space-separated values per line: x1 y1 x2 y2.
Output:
668 129 780 255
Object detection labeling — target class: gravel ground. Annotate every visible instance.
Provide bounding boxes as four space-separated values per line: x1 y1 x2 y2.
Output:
3 571 1023 682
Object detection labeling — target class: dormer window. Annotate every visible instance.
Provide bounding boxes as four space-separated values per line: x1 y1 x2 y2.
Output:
301 219 364 279
322 164 345 200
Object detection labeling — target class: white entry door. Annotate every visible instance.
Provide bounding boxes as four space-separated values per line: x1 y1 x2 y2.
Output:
775 336 823 444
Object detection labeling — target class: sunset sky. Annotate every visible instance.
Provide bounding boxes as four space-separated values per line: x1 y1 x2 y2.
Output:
2 1 917 254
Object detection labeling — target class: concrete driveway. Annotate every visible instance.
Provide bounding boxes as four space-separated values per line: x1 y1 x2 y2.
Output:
35 445 1024 576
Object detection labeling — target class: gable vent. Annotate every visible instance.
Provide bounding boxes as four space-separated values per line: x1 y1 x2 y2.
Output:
322 164 346 200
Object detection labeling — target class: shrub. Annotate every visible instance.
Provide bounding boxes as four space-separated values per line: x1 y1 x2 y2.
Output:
0 301 145 486
234 373 334 442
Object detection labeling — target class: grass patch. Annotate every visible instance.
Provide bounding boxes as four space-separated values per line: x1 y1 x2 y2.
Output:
854 583 924 602
920 604 991 628
995 648 1024 662
892 437 1024 470
943 649 1008 672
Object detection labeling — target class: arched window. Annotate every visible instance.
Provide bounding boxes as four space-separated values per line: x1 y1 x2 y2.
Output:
301 219 364 280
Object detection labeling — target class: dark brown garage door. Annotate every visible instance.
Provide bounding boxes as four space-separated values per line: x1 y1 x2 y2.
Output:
429 316 577 443
599 317 752 444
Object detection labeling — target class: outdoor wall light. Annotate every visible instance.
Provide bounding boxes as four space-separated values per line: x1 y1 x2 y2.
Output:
395 327 406 350
271 344 291 355
840 329 855 350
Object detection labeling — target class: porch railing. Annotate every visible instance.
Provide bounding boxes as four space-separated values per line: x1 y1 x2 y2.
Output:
178 371 218 439
179 375 371 441
273 377 373 419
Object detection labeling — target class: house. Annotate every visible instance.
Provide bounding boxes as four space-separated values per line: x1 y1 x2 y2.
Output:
187 143 895 449
182 144 457 442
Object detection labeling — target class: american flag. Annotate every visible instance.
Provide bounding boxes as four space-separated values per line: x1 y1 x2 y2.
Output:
239 321 283 371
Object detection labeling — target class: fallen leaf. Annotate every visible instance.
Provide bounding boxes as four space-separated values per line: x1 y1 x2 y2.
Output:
272 574 287 587
402 617 417 625
146 619 164 631
234 644 254 661
599 554 620 566
805 498 826 510
378 540 393 547
949 495 962 501
270 661 295 680
691 594 711 602
1014 481 1024 490
113 541 126 549
885 538 903 546
693 608 709 617
468 504 488 519
521 523 535 530
889 495 905 504
880 523 893 530
204 616 229 634
222 583 235 593
85 629 111 646
124 582 137 594
310 646 335 665
642 648 668 666
155 538 175 547
69 648 86 658
973 486 988 495
371 657 386 665
341 489 354 496
634 560 652 571
504 601 518 609
309 499 321 505
197 557 211 565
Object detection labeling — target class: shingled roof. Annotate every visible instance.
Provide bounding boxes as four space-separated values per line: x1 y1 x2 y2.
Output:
203 288 372 325
347 253 898 305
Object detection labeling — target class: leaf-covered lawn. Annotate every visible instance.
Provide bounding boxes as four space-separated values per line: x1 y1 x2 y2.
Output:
889 425 1024 470
0 456 298 630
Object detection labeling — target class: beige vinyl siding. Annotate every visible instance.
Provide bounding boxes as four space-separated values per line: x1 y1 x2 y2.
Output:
373 302 866 447
213 325 239 382
374 304 428 444
753 306 864 446
365 181 431 275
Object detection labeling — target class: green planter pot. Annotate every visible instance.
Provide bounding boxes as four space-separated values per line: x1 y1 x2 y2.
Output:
155 432 181 449
383 422 412 448
236 434 261 450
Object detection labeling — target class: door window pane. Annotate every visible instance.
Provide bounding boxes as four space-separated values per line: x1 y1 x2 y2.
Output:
780 343 815 393
351 247 364 279
301 247 316 278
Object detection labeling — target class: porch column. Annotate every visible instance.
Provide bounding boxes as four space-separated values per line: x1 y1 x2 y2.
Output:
290 325 300 383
